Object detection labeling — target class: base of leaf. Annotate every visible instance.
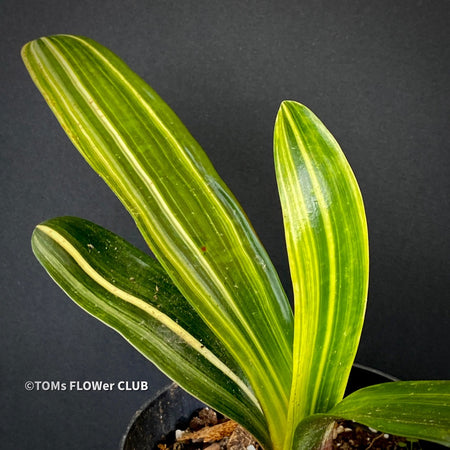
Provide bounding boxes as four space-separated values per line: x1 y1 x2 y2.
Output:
121 384 440 450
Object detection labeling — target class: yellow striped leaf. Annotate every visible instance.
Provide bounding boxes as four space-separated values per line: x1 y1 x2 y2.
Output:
31 216 270 447
22 35 292 448
274 101 369 446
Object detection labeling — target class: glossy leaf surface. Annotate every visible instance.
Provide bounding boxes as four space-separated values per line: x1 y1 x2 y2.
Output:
22 35 293 447
291 381 450 449
330 380 450 447
274 101 369 445
31 216 270 446
292 414 336 450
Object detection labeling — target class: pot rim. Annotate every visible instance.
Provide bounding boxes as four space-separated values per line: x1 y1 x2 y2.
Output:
351 363 399 382
119 381 175 450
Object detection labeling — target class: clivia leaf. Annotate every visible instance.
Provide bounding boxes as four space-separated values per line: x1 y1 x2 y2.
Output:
274 101 369 445
26 35 449 450
329 380 450 447
22 35 293 447
31 216 270 447
291 380 450 449
291 414 336 450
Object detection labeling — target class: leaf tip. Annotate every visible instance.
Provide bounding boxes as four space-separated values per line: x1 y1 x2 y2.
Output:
31 223 48 261
275 100 314 132
20 39 35 65
278 100 309 113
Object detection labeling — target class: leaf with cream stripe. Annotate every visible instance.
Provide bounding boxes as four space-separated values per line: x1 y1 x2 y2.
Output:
274 101 369 447
31 216 270 447
22 35 292 448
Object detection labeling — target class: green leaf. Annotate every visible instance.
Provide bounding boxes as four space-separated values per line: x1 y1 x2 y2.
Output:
292 380 450 448
330 380 450 447
22 35 293 447
291 414 336 450
31 216 270 447
274 101 369 444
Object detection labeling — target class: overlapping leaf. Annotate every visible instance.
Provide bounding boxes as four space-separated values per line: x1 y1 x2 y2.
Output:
31 216 270 446
24 35 450 450
22 35 293 447
292 414 336 450
274 101 369 446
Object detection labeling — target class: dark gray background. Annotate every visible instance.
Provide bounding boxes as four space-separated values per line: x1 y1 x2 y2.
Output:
1 1 449 449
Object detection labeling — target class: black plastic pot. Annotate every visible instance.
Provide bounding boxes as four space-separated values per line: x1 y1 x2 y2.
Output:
120 365 444 450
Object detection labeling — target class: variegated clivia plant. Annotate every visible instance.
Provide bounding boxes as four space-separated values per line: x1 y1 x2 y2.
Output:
22 35 449 450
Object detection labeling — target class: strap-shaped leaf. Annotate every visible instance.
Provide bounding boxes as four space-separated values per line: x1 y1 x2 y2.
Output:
274 101 369 443
31 216 270 447
330 381 450 447
22 35 293 445
291 381 450 449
